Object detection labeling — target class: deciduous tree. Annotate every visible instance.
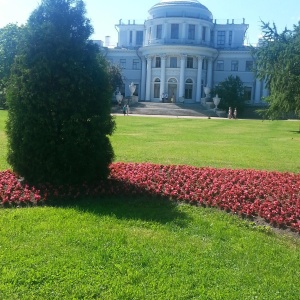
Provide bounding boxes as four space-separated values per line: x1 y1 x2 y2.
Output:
212 75 246 113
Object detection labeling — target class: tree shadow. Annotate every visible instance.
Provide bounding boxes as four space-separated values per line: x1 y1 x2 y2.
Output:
46 181 190 227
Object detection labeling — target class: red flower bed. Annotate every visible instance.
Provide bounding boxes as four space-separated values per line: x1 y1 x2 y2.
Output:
0 170 42 206
109 163 300 232
1 163 299 232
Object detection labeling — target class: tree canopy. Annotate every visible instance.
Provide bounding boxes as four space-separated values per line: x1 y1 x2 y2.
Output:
212 75 246 113
6 0 115 185
252 21 300 119
0 24 25 109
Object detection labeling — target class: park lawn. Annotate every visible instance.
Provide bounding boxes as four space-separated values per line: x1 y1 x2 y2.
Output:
110 115 300 173
0 111 299 299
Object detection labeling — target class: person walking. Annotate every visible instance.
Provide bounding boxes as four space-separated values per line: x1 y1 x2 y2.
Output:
122 104 126 116
228 107 232 119
233 108 237 119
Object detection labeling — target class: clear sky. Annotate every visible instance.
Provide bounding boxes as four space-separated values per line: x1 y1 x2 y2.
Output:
1 0 300 46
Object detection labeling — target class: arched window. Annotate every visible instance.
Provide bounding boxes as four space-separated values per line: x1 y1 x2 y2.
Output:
154 78 160 98
185 79 193 99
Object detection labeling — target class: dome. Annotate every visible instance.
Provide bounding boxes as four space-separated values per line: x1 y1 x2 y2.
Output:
149 0 213 21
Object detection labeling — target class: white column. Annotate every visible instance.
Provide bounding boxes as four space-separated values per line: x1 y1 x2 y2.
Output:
160 55 166 96
262 80 269 98
207 58 213 89
145 56 152 101
206 27 211 43
196 56 204 102
141 57 147 100
162 22 167 41
179 54 186 98
182 22 187 41
255 79 262 104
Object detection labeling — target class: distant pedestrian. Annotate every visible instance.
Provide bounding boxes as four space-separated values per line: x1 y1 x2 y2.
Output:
123 104 126 116
228 107 232 119
233 108 237 119
161 93 165 102
126 104 129 115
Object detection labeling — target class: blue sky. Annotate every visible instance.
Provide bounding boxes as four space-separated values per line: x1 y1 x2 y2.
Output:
1 0 300 46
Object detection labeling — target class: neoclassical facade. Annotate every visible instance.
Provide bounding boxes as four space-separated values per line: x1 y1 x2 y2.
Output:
100 0 267 104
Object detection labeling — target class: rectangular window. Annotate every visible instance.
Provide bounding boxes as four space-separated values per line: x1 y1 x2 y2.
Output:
170 57 177 68
129 31 132 44
202 27 206 41
155 57 161 68
119 59 126 69
132 59 140 70
136 31 143 45
231 60 238 71
244 87 252 101
229 31 232 46
187 57 193 69
216 60 224 71
156 24 162 39
188 24 195 40
246 61 253 72
171 24 179 39
217 31 225 46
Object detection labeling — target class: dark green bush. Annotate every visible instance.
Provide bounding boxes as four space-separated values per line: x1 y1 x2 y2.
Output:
6 0 115 185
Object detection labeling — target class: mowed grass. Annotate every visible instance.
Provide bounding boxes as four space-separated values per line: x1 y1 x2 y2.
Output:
0 111 299 299
110 115 300 173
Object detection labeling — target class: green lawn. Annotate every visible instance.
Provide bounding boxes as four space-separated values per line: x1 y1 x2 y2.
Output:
0 111 299 299
110 115 300 173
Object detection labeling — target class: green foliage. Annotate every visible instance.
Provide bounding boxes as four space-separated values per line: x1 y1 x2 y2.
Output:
105 59 124 93
212 75 246 113
252 21 300 119
6 0 115 185
0 24 25 109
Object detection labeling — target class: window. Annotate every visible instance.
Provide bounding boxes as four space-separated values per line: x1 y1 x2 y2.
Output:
216 60 224 71
187 57 193 69
136 31 143 45
229 31 232 46
231 60 238 71
119 59 126 69
154 78 160 98
217 31 225 46
244 87 252 101
155 57 161 68
185 79 193 99
202 27 206 41
171 24 179 39
156 24 162 39
188 24 195 40
170 57 177 68
133 59 140 70
129 31 133 44
246 61 253 72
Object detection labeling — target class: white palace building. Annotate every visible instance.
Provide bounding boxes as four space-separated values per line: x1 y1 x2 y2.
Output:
99 0 267 105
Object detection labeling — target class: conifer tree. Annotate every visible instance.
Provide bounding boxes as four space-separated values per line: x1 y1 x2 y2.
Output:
6 0 115 185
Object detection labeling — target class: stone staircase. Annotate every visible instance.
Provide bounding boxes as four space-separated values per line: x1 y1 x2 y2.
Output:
112 102 226 118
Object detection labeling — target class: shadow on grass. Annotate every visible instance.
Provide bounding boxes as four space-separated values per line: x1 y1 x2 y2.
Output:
48 192 190 227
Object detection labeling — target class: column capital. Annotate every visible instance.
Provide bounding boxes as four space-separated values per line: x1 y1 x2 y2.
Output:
197 55 205 61
160 54 167 60
146 55 153 61
180 54 187 60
